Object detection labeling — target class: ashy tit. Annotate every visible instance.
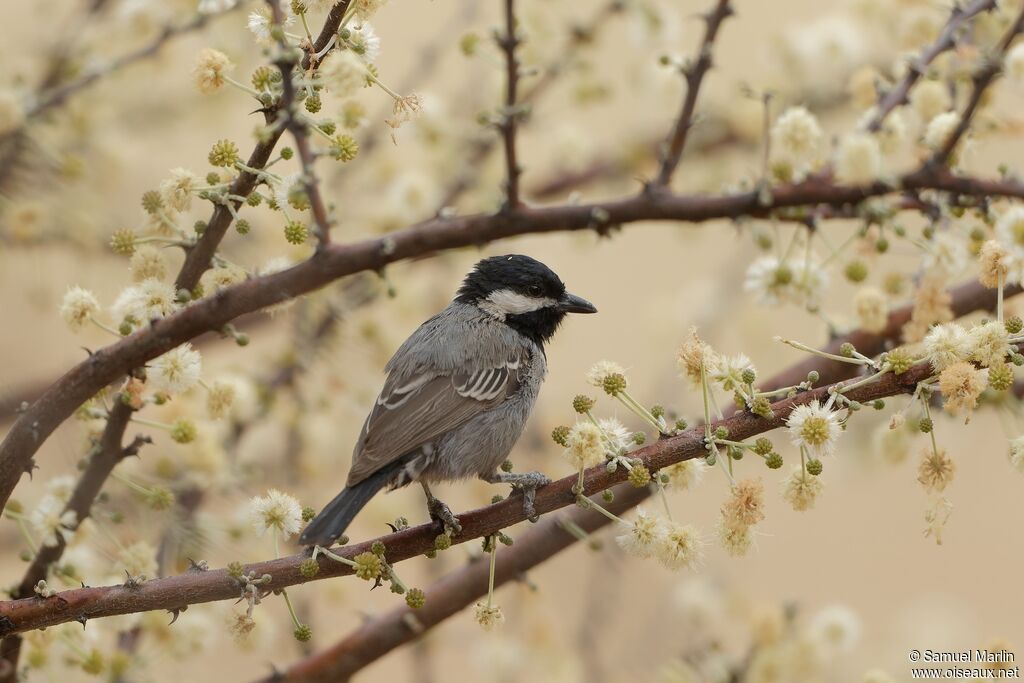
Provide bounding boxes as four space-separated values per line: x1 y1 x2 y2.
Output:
300 254 596 546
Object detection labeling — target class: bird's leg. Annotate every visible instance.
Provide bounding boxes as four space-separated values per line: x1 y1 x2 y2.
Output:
420 482 462 535
482 470 550 522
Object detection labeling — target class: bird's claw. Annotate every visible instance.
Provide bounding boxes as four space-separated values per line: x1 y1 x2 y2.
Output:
492 471 550 522
427 497 462 535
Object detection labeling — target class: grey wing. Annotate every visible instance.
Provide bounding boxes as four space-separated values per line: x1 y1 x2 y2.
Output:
346 353 527 486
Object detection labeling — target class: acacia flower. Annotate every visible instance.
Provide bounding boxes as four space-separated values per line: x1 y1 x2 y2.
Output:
474 603 504 631
148 343 203 395
786 400 842 459
770 106 823 179
923 111 959 151
853 287 888 333
116 541 158 579
585 360 628 396
597 417 632 456
207 381 236 419
721 478 766 528
922 323 971 372
917 448 956 493
30 495 77 548
616 508 664 559
782 466 823 511
937 361 987 417
809 605 861 654
662 459 705 491
835 132 881 185
979 240 1011 288
909 79 950 123
129 246 169 282
60 286 100 331
563 422 605 469
351 0 389 21
111 278 179 326
193 48 234 94
712 354 755 392
717 520 752 557
969 321 1010 368
676 327 718 385
249 489 303 539
348 23 381 62
655 522 704 570
320 50 366 98
160 168 200 212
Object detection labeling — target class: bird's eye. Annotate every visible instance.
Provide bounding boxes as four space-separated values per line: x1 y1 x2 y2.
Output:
527 285 542 297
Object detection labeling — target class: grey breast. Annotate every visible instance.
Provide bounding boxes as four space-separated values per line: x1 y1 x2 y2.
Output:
346 303 543 486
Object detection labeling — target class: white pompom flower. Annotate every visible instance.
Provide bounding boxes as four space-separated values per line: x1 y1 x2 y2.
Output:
60 286 100 331
149 343 203 396
786 400 842 459
248 489 303 539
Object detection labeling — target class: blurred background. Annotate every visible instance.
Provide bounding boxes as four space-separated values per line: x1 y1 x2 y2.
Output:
2 0 1023 681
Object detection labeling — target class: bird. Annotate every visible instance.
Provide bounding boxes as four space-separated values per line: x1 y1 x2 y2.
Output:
299 254 597 546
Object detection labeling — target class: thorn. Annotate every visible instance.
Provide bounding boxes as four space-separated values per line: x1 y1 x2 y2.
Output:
76 615 87 629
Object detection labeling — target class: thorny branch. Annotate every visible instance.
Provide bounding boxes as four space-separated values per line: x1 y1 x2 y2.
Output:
0 352 966 635
652 0 734 188
498 0 523 208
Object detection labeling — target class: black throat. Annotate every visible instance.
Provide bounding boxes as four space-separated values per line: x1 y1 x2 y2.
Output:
501 308 566 348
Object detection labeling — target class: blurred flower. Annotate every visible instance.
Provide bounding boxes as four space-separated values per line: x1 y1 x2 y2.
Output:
616 508 664 559
721 478 766 528
193 48 234 94
717 520 752 557
206 381 236 419
909 79 950 123
786 400 842 459
854 287 888 333
917 448 956 492
60 287 100 331
923 111 958 151
770 106 823 179
199 0 237 13
350 0 389 21
1006 43 1024 83
149 343 203 395
979 240 1010 288
249 489 302 539
922 231 967 277
129 246 169 282
809 604 861 654
348 23 380 62
654 522 704 570
30 496 77 548
116 541 158 578
782 466 823 511
473 603 504 631
1009 436 1024 473
320 50 366 98
160 168 199 212
835 133 881 185
662 459 705 491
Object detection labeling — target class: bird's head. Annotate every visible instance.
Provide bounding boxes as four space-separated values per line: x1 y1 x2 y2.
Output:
455 254 596 344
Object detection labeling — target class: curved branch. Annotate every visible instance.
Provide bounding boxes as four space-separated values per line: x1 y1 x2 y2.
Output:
0 358 935 635
264 483 652 683
1 166 1023 512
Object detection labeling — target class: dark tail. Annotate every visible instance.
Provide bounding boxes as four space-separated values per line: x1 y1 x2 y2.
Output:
299 465 398 546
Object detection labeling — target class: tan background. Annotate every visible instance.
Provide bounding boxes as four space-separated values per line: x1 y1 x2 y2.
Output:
2 0 1023 681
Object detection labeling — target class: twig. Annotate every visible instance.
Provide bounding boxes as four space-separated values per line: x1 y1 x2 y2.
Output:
932 6 1024 166
865 0 997 132
652 0 734 187
498 0 523 208
0 358 942 635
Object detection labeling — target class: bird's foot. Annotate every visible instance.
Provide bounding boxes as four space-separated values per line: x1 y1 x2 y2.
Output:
489 471 550 522
426 496 462 535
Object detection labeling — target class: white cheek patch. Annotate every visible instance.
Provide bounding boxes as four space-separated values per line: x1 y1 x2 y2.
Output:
478 288 557 320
